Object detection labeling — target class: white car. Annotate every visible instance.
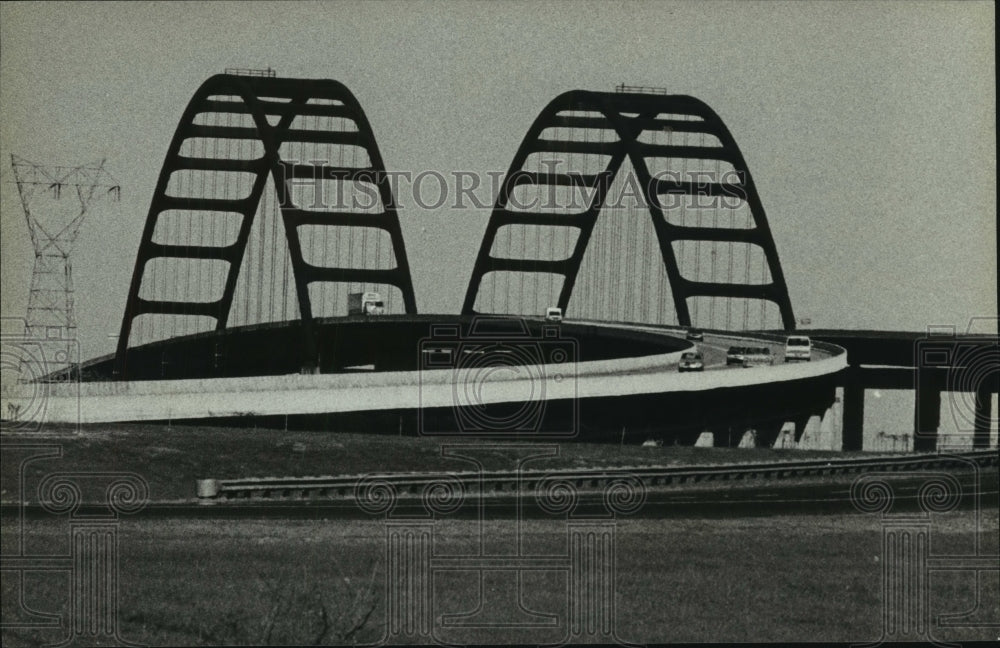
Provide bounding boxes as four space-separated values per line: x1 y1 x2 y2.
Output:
785 335 812 361
545 306 563 323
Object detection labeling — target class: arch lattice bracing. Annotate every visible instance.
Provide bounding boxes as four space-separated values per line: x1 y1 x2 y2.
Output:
461 90 795 330
114 74 417 376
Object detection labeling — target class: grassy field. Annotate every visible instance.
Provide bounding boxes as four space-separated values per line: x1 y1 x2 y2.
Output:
2 510 996 645
3 424 995 644
1 423 880 503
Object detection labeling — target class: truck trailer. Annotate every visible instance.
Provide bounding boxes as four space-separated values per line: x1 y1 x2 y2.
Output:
348 291 386 316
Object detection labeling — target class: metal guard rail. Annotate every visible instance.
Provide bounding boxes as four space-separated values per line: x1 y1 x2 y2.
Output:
197 449 998 504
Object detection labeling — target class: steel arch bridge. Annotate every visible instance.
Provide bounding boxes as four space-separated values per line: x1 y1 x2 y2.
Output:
461 90 796 330
112 79 800 379
31 76 996 453
114 74 417 376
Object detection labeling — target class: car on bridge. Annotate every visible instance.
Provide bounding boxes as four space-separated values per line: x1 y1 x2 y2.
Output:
545 306 563 323
743 347 775 367
686 328 704 341
678 351 704 372
784 335 812 361
727 346 774 367
726 346 748 366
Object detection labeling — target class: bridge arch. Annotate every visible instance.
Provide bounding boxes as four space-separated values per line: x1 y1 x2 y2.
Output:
114 74 417 376
461 90 795 330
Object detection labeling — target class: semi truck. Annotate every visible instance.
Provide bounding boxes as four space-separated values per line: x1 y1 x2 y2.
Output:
348 291 386 316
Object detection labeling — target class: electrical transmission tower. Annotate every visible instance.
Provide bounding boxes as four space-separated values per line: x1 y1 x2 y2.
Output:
9 154 121 351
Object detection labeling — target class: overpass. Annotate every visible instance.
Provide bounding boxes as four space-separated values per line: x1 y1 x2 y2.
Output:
807 329 997 451
17 316 845 450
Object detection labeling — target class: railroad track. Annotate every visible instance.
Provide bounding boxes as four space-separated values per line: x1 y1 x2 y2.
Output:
197 449 998 510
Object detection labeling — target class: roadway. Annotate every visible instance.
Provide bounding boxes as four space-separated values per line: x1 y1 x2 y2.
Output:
574 320 826 372
2 317 846 425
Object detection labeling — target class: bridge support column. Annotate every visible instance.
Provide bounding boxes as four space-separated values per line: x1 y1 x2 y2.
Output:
842 369 865 451
674 428 703 446
973 379 994 449
819 406 833 450
754 421 784 449
795 414 822 448
822 395 842 451
711 428 740 448
737 429 757 448
776 421 796 449
913 373 941 453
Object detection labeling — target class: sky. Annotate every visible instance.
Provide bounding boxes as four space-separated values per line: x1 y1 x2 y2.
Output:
1 0 996 373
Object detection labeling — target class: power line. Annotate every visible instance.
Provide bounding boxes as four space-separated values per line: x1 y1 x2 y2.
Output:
9 154 120 361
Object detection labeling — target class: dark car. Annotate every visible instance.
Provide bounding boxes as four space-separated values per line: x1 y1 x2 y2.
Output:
744 347 774 367
726 346 747 365
678 351 704 372
726 346 774 367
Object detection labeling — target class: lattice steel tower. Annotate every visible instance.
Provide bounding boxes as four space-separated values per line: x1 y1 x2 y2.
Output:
9 155 121 343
